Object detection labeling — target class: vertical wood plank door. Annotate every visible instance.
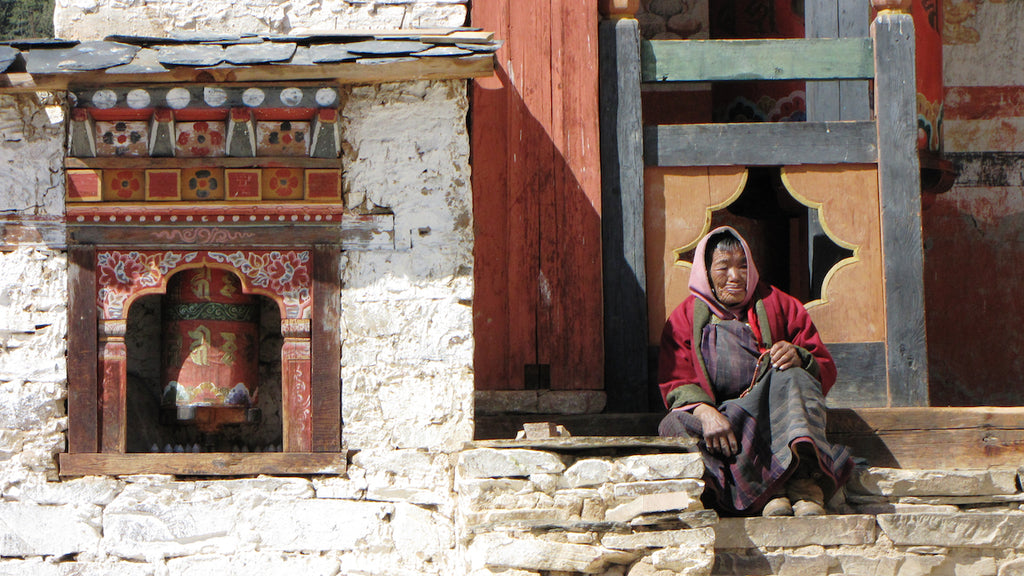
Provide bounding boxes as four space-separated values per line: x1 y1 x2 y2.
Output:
471 1 604 391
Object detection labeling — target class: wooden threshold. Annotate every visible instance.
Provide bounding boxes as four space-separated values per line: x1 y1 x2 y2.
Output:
476 407 1024 469
59 452 348 477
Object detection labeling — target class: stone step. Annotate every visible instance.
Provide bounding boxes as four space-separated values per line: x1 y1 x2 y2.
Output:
713 512 1024 576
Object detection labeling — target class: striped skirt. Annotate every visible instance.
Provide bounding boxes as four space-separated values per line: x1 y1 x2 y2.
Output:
659 367 855 515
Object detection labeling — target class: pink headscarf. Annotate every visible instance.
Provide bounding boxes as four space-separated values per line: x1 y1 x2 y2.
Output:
688 226 760 320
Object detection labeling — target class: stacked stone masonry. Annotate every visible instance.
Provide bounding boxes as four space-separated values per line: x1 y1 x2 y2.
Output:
457 447 715 576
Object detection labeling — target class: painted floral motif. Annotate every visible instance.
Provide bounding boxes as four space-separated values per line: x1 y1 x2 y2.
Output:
175 121 226 157
257 120 310 156
96 120 148 157
97 251 196 319
184 168 223 200
263 168 304 200
105 170 144 201
97 250 313 320
208 250 312 318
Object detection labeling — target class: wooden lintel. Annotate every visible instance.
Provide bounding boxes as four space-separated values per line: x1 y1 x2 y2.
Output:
59 452 348 477
644 121 878 167
641 38 874 83
65 157 341 170
0 55 494 93
66 215 395 251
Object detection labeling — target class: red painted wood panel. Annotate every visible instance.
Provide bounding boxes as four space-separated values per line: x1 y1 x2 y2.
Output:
471 1 603 391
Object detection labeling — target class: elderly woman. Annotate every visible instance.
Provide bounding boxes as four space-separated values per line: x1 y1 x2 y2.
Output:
658 226 854 517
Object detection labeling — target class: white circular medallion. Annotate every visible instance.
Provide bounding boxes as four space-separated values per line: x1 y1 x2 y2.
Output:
166 87 191 110
314 87 338 107
204 87 228 107
126 89 151 109
91 90 117 109
279 87 303 107
242 88 265 107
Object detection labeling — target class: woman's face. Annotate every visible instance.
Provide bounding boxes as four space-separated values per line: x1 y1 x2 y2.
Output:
710 246 748 306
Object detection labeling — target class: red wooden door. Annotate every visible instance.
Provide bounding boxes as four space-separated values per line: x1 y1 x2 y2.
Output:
471 0 603 391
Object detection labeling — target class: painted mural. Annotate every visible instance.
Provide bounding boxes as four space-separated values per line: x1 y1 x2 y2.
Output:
927 0 1024 405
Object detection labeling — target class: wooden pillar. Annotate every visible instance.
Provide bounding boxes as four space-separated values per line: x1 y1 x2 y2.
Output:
599 14 648 411
311 245 341 452
281 326 313 452
67 246 98 453
99 320 127 452
872 4 930 406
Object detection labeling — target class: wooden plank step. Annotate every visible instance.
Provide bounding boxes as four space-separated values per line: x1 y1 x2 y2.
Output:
477 408 1024 469
641 37 874 83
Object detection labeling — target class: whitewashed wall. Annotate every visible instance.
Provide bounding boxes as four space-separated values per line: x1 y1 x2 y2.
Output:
0 1 475 571
55 0 467 39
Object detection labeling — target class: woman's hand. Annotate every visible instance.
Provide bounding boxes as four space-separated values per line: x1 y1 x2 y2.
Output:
692 403 738 457
769 341 800 371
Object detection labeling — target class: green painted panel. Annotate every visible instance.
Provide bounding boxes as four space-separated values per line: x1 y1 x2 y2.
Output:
641 38 874 83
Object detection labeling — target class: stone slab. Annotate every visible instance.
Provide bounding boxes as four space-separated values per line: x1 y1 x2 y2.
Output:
877 512 1024 548
611 479 704 500
601 526 714 551
714 515 877 549
156 45 225 67
459 448 566 478
564 459 614 488
470 533 639 573
613 453 704 482
0 503 101 557
848 467 1019 497
605 491 700 523
223 42 297 64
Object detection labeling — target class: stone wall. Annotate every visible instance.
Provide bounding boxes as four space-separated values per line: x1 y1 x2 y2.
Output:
54 0 468 40
456 445 714 576
0 25 474 572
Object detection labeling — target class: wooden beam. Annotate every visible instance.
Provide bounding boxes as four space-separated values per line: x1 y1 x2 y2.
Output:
873 12 929 406
311 245 342 452
0 55 495 93
827 407 1024 468
599 18 648 411
67 246 98 453
65 157 340 170
641 38 873 83
59 452 348 477
644 122 878 167
67 217 394 252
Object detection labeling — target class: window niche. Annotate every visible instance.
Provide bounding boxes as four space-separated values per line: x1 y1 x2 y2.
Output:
124 276 285 455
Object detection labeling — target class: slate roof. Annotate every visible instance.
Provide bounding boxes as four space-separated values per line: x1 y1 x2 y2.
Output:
0 29 499 81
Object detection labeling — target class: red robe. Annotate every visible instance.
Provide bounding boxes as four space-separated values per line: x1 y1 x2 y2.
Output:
658 282 836 409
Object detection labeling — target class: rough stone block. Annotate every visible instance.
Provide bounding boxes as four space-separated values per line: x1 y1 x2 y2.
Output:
0 559 62 576
0 502 101 557
849 467 1019 497
649 545 714 575
602 526 714 551
165 553 339 576
613 454 703 482
714 515 877 549
605 492 701 523
466 508 573 528
565 459 614 488
469 533 639 573
610 479 704 501
9 476 123 506
247 499 395 552
877 513 1024 548
459 449 566 478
